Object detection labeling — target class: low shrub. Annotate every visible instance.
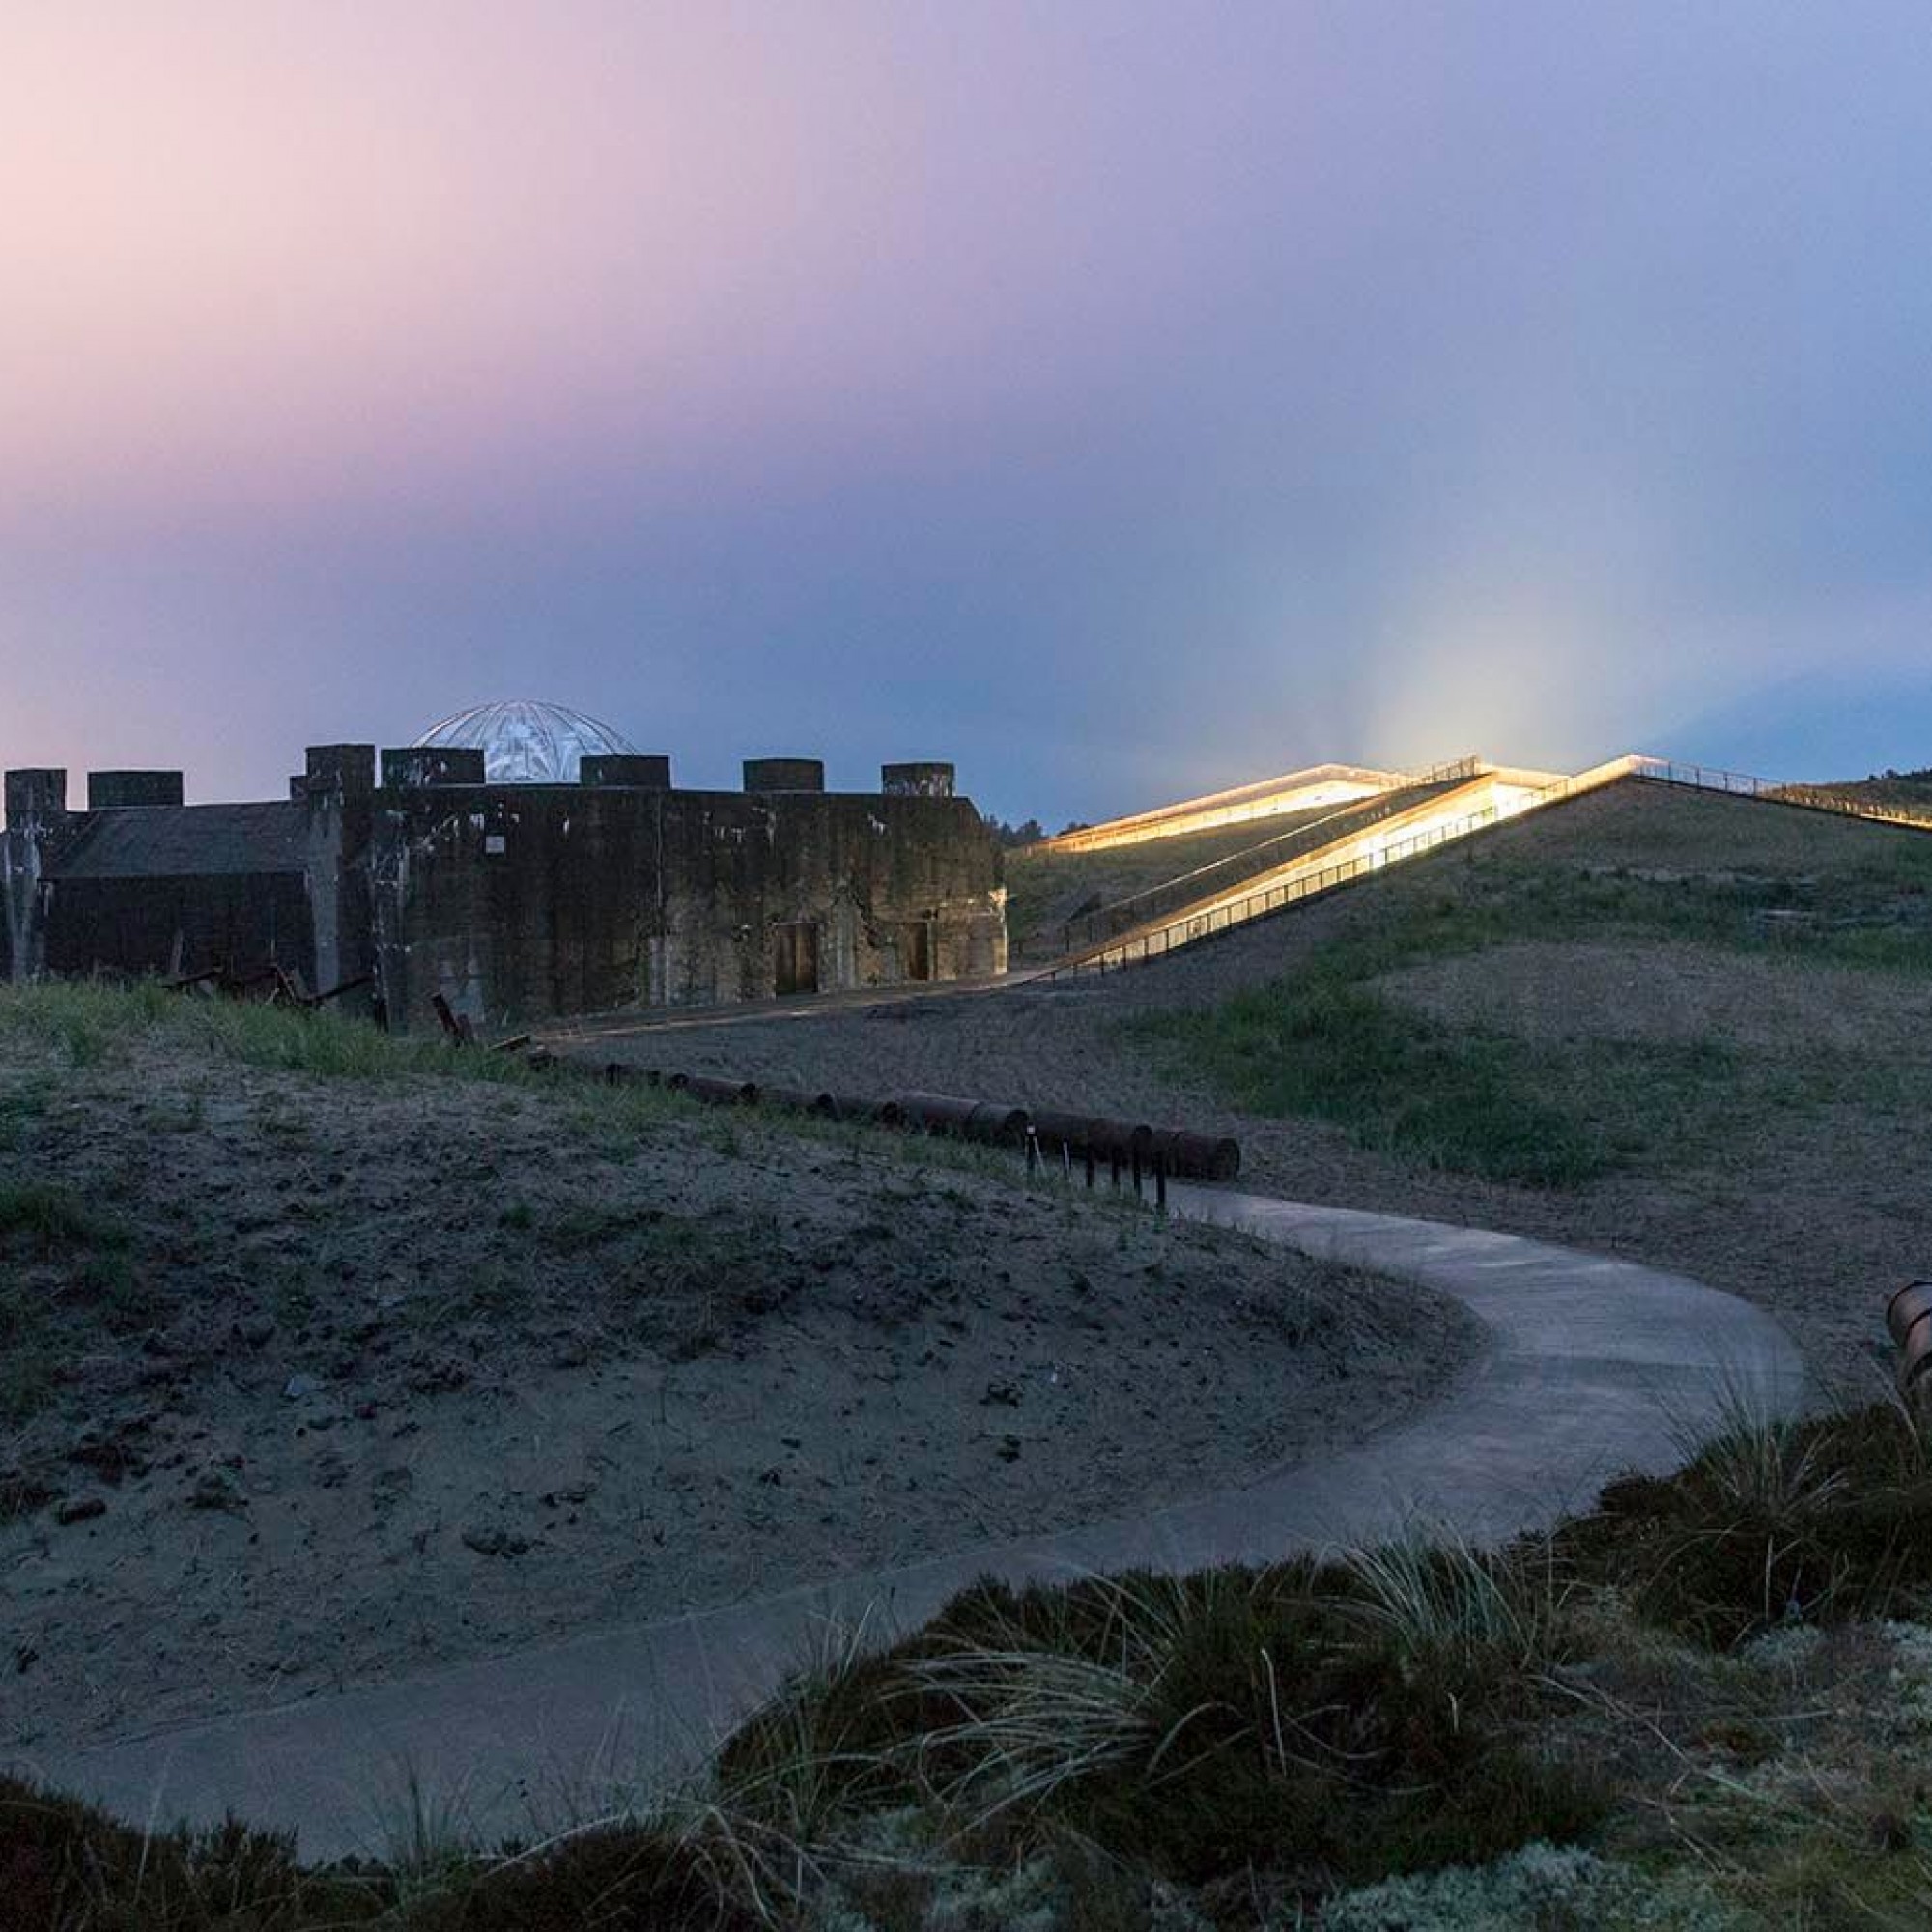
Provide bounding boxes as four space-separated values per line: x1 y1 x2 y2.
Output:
0 1181 122 1255
1543 1401 1932 1645
772 1564 1608 1899
0 1776 378 1929
407 1820 767 1931
0 1776 777 1931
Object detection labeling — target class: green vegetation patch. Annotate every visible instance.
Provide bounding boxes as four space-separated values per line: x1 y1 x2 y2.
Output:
0 1179 120 1254
0 979 575 1090
0 1181 140 1426
1543 1398 1932 1646
1373 809 1932 972
717 1554 1605 1905
0 1776 767 1932
1140 972 1736 1186
0 1070 54 1151
1132 809 1932 1187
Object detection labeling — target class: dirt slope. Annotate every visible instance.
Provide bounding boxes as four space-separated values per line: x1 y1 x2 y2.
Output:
0 1000 1464 1751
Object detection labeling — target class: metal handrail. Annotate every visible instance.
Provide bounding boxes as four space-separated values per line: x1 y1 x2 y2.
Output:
1628 758 1932 830
1059 770 1479 953
1394 753 1485 788
1037 802 1509 980
1030 752 1932 981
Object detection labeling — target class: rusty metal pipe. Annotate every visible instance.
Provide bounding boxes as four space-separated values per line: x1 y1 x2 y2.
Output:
1148 1129 1243 1182
1886 1281 1932 1347
622 1063 1245 1189
820 1093 906 1128
895 1091 1032 1147
1029 1109 1155 1166
762 1085 838 1116
1905 1321 1932 1391
1887 1282 1932 1406
1890 1281 1932 1403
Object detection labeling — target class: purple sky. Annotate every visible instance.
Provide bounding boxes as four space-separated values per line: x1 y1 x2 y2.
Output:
5 3 1930 824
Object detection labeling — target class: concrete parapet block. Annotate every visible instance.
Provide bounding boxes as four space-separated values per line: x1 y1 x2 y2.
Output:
882 761 955 798
305 745 377 798
744 757 825 793
381 746 486 789
87 770 185 810
581 753 672 789
4 768 68 828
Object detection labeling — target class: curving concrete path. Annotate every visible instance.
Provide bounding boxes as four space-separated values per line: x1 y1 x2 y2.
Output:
8 1186 1804 1861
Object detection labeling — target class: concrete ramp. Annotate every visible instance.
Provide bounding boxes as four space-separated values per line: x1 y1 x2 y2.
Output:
1037 758 1632 977
1043 759 1423 853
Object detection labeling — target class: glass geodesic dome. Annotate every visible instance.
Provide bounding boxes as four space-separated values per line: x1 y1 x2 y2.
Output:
412 700 639 783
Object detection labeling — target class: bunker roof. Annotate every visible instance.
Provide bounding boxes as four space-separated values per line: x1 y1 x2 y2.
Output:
50 802 309 879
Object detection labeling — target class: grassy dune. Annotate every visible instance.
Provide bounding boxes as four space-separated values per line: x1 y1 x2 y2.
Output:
1132 782 1932 1186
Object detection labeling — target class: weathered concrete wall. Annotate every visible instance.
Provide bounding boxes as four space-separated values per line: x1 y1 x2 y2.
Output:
581 754 671 789
3 759 355 992
645 792 1004 1008
88 771 185 810
371 784 659 1028
5 745 1005 1027
743 758 825 794
882 761 955 798
383 747 486 789
5 769 69 826
301 746 375 1003
373 783 1005 1032
3 771 71 983
41 872 314 982
1 829 42 982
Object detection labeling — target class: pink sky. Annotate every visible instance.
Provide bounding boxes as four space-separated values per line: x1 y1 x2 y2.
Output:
7 4 1932 815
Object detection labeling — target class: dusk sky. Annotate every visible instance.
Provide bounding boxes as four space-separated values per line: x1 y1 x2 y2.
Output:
4 3 1930 825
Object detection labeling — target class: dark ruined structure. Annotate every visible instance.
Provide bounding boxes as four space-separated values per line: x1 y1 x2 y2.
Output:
2 706 1006 1030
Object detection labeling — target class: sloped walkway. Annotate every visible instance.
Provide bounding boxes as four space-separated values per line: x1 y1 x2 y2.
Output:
10 1187 1804 1861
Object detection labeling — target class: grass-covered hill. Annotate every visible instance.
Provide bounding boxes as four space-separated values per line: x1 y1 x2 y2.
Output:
1112 779 1932 1384
1810 768 1932 824
1133 777 1932 1190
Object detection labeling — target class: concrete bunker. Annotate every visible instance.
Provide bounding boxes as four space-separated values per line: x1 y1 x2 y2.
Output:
3 700 1007 1032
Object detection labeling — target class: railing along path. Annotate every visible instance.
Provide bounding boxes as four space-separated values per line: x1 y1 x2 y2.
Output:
1031 755 1932 981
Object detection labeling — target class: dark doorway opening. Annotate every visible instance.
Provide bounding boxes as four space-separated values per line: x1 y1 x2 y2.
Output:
898 920 933 982
774 922 820 995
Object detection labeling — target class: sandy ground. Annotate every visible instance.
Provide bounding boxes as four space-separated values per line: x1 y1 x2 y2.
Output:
1381 938 1931 1058
560 785 1932 1396
0 1031 1471 1753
